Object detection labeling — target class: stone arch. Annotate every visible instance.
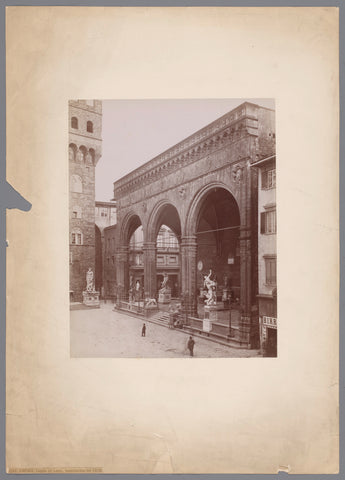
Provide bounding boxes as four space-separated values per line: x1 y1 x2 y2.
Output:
71 116 78 129
182 181 242 316
119 211 143 245
185 181 240 237
87 120 93 133
88 148 95 165
146 199 182 243
69 143 77 162
79 145 87 163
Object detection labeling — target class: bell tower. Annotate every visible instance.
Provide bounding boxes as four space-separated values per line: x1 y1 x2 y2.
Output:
68 100 102 302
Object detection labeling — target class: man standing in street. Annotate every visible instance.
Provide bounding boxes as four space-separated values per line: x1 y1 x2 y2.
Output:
141 323 146 337
187 336 195 357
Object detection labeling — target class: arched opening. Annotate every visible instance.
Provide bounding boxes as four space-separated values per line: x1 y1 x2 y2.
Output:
88 148 95 165
193 187 241 314
79 145 87 163
69 143 77 162
71 117 78 129
156 225 180 299
149 203 182 301
87 120 93 133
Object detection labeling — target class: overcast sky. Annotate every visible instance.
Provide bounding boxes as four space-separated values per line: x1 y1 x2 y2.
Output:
95 98 275 202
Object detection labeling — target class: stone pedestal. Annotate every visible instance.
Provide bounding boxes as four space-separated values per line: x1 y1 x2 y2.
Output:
204 305 219 331
158 292 171 304
83 290 100 307
203 318 212 332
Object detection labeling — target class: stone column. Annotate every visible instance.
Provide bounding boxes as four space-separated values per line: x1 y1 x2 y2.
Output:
239 227 252 347
115 245 129 302
143 242 156 299
181 235 198 318
238 160 259 349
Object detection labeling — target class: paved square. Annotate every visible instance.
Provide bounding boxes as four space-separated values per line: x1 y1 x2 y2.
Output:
70 303 260 358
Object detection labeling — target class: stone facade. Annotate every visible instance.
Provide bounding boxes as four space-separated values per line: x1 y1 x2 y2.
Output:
69 100 102 302
112 102 275 347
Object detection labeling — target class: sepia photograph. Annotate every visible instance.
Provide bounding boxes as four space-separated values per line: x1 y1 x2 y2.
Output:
69 99 277 358
5 6 339 474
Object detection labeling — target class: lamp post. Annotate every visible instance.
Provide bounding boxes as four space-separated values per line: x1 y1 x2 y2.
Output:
229 301 234 337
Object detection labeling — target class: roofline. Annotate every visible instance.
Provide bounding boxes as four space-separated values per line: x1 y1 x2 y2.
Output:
250 155 276 167
113 101 275 188
95 200 117 206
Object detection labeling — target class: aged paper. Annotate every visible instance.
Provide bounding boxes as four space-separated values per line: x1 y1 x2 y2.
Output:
6 7 339 473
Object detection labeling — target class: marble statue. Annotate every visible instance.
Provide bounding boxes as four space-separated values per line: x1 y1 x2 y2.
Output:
159 273 171 294
203 269 217 306
86 268 94 292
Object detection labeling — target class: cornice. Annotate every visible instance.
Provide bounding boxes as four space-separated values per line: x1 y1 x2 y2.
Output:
113 102 275 201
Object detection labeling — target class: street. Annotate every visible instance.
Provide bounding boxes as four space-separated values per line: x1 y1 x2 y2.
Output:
70 303 260 358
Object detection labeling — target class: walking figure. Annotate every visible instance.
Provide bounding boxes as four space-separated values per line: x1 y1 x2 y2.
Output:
187 336 195 357
141 323 146 337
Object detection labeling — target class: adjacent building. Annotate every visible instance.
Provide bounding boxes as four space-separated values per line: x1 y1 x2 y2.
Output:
253 155 277 355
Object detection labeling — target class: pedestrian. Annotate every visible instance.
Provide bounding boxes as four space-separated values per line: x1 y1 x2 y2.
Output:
141 323 146 337
187 336 195 357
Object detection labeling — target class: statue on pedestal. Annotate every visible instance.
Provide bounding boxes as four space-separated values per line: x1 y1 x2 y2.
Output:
86 268 94 292
134 280 142 302
203 269 217 306
82 268 100 307
159 272 171 294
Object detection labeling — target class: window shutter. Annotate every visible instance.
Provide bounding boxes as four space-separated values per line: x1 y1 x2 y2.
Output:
260 212 265 234
261 170 268 189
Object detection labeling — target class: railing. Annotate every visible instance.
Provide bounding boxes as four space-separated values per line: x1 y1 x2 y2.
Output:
117 300 146 316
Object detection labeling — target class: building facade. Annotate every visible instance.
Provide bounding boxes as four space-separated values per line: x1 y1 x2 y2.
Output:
95 201 117 295
112 102 276 348
254 155 277 355
69 100 102 302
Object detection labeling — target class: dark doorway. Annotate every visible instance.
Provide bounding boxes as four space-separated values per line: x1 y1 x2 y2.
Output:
266 328 277 357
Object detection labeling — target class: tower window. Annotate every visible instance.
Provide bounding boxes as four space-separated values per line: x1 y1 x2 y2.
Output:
87 121 93 133
72 206 82 219
71 117 78 129
71 230 83 245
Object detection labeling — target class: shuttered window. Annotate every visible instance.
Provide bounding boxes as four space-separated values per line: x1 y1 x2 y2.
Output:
264 257 277 285
260 210 276 234
262 168 276 189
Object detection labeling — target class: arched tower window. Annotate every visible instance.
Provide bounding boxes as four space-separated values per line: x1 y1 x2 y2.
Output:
71 117 78 129
87 121 93 133
71 174 82 193
79 146 87 163
88 148 95 165
69 144 77 162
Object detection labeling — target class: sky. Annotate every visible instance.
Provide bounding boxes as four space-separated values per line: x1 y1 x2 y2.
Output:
95 98 275 202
